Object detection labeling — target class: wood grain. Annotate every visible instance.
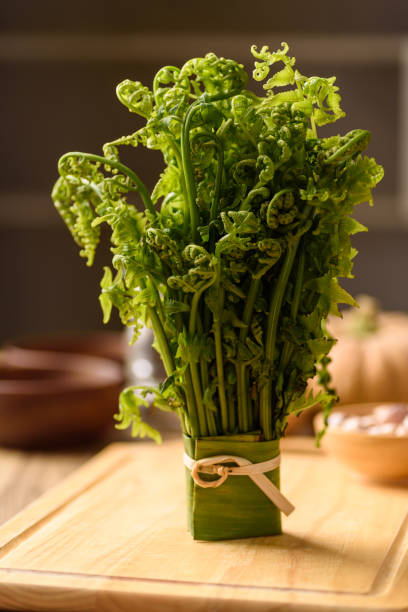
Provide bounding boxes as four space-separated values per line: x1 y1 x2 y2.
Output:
0 447 92 525
0 438 407 611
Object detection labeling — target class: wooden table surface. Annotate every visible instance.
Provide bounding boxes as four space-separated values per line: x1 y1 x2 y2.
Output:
0 445 93 527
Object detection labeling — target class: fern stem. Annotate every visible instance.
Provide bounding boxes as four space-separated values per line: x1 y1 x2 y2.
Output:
259 243 299 440
181 90 243 241
279 248 305 372
145 288 190 437
210 138 224 221
145 307 173 376
181 102 201 241
197 314 218 436
213 284 228 433
189 362 208 436
188 278 217 437
184 367 200 437
260 207 311 440
58 152 156 217
236 277 260 432
167 138 190 230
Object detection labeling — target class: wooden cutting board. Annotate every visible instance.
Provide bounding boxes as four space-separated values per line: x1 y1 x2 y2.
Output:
0 437 407 611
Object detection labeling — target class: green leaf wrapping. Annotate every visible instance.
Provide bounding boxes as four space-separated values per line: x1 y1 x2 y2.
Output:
184 435 282 540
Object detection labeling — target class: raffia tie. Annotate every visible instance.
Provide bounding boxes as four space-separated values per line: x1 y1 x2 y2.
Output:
183 453 295 517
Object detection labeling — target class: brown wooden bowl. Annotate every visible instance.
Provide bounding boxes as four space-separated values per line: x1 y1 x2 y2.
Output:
0 354 124 448
3 331 126 366
314 403 408 481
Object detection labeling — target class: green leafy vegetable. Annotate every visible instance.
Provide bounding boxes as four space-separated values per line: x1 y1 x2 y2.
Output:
52 43 383 442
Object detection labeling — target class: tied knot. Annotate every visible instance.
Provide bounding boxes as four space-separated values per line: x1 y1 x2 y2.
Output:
191 458 233 488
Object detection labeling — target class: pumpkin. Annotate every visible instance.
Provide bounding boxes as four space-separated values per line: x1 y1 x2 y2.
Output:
287 295 408 434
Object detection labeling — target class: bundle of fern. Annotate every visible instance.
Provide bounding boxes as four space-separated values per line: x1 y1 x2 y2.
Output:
52 43 383 539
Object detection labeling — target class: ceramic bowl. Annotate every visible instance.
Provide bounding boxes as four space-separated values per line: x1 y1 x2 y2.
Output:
0 354 124 448
314 403 408 481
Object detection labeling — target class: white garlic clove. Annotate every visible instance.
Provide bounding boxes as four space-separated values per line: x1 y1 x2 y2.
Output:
367 423 397 436
395 424 408 437
341 416 364 431
357 415 378 429
374 404 408 424
328 412 346 428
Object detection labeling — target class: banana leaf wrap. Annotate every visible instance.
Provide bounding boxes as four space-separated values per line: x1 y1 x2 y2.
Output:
183 434 281 540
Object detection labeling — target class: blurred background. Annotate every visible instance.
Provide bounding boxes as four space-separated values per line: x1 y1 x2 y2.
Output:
2 0 408 448
1 0 408 526
2 0 408 343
